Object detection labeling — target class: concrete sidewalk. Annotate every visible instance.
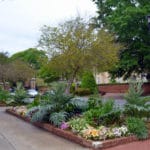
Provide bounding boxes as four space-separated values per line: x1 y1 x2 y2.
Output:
105 139 150 150
0 107 89 150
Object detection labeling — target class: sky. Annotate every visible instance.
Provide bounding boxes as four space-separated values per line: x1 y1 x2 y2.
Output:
0 0 97 56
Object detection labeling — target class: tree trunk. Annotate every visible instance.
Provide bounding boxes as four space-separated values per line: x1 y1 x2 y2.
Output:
65 78 74 94
65 66 79 94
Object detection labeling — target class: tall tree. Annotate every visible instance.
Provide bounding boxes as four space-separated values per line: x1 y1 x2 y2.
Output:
93 0 150 80
0 52 10 88
10 48 48 70
38 17 123 93
7 60 35 84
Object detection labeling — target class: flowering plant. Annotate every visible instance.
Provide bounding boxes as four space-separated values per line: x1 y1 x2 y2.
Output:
82 126 99 140
81 125 129 141
60 122 69 130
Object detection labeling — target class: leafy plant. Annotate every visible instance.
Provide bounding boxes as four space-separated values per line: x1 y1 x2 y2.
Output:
27 96 40 109
68 117 89 133
50 112 67 127
74 88 91 96
125 82 148 106
98 110 122 126
29 84 88 126
81 72 98 94
6 83 28 105
88 95 102 109
124 81 150 119
126 117 148 140
83 100 116 126
0 87 10 103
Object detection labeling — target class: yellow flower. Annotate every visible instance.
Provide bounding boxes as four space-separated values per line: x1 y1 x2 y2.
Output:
91 129 99 137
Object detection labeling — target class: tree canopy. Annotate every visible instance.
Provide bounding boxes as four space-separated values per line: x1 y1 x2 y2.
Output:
10 48 48 70
93 0 150 80
0 52 34 87
38 17 123 93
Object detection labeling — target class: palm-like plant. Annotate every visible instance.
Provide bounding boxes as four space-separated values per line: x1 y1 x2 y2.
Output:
28 84 88 126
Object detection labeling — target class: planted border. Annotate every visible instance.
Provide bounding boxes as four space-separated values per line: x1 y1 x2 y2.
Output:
6 109 150 149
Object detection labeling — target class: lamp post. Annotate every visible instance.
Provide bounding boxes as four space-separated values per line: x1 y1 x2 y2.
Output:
146 15 150 81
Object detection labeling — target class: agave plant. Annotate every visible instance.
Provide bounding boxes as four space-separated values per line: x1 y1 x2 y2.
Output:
28 84 88 127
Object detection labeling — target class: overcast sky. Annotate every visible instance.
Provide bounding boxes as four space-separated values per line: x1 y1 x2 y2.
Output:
0 0 97 55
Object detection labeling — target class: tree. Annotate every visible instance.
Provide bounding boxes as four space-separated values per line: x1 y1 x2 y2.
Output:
92 0 150 80
10 48 48 70
0 52 10 88
39 64 60 83
7 60 35 84
38 17 123 93
0 52 35 88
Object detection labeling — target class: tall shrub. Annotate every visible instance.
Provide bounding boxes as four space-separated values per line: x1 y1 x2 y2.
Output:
81 72 97 94
124 81 150 119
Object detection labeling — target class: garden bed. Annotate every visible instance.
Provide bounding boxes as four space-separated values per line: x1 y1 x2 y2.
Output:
6 108 149 150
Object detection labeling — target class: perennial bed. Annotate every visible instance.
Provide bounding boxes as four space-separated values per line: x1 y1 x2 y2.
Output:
6 108 147 150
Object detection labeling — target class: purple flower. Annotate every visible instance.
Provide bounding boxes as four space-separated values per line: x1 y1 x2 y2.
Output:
60 122 69 130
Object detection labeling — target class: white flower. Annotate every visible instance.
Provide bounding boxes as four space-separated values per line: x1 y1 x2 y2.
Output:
119 125 128 135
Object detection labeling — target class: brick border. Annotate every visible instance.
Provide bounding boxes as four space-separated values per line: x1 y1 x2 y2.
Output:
6 109 150 149
0 103 6 107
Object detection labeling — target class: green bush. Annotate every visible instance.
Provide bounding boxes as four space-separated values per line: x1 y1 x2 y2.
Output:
0 87 10 103
126 117 148 140
83 100 116 126
74 88 91 96
98 110 122 126
81 72 97 94
8 83 28 105
88 95 102 110
50 112 67 127
124 81 150 119
29 85 89 126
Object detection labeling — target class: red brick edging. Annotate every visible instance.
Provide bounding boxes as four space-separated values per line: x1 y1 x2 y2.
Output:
5 109 149 149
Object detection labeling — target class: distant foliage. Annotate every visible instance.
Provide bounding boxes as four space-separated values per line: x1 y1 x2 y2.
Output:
74 88 91 96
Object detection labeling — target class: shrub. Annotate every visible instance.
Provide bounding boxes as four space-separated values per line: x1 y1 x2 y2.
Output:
88 95 102 109
98 110 122 126
6 83 28 105
50 112 67 127
81 72 98 94
126 117 148 140
124 81 150 119
0 87 10 103
83 100 116 126
74 88 91 96
29 85 89 126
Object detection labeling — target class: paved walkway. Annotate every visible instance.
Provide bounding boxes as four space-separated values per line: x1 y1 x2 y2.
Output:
0 107 89 150
105 139 150 150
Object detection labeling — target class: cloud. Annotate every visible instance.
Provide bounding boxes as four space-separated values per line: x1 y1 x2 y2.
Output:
0 0 97 55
